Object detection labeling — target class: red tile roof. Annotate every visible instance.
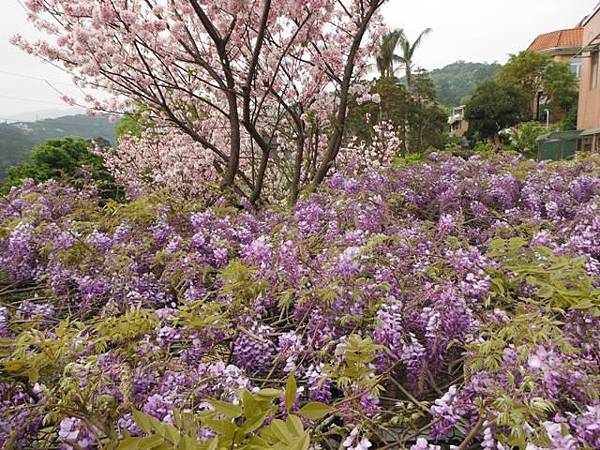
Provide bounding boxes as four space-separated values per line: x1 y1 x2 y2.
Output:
528 28 583 52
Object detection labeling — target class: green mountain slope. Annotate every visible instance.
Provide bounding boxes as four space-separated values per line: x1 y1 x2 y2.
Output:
428 61 501 108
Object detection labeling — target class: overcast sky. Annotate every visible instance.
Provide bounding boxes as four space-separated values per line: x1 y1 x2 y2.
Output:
0 0 598 118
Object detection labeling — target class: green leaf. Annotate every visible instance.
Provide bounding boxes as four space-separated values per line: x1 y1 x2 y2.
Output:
172 409 184 429
241 389 260 417
179 435 203 450
255 388 282 398
259 423 278 444
290 434 310 450
118 437 141 450
137 435 165 448
286 415 304 436
208 400 242 418
247 435 269 448
162 423 182 445
133 410 153 434
242 410 270 434
297 402 331 420
508 237 527 251
207 437 219 450
153 443 174 450
285 375 297 410
270 419 293 443
205 418 237 438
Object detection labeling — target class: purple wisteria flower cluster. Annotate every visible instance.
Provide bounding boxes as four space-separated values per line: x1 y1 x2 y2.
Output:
0 153 599 449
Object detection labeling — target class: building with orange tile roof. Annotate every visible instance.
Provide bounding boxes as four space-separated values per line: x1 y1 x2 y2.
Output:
528 28 583 63
528 25 584 123
577 3 600 151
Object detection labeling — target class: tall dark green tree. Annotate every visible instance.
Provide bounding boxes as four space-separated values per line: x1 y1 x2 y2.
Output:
409 72 448 151
465 80 530 142
497 51 550 101
543 62 579 128
346 74 447 153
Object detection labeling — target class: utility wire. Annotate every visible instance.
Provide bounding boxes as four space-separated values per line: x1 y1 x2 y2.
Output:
0 116 113 126
0 93 69 107
0 113 118 126
0 69 75 87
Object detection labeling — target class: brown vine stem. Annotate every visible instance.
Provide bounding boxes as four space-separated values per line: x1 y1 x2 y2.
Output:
0 281 23 295
403 417 443 442
238 325 270 343
0 285 41 297
378 441 407 450
457 416 485 450
387 376 431 415
426 368 444 396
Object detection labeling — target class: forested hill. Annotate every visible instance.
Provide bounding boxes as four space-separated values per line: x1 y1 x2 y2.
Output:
428 61 501 108
0 114 117 179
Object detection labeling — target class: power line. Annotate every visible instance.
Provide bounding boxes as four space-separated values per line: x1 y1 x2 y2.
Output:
0 67 108 104
0 115 117 126
0 93 69 107
0 69 75 87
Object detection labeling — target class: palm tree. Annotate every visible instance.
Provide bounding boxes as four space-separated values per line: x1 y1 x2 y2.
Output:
397 28 432 89
376 29 404 78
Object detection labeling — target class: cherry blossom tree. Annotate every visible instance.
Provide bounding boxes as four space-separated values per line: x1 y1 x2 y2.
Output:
14 0 388 203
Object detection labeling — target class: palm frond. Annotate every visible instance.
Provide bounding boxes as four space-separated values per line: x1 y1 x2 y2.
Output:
409 27 433 57
376 28 405 77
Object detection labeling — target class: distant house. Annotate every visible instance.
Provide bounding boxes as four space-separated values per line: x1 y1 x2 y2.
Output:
528 27 583 121
577 3 600 151
448 106 468 138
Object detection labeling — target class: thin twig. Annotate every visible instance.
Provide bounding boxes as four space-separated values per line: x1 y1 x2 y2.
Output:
387 377 431 415
457 417 484 450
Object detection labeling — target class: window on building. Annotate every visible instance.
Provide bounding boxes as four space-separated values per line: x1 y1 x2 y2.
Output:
591 51 599 89
570 57 583 79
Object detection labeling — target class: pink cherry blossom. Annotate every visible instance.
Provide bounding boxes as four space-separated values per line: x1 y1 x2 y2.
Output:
15 0 389 203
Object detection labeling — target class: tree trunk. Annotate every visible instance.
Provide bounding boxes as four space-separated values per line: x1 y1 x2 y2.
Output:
312 1 382 186
250 148 270 205
289 135 306 205
221 95 241 189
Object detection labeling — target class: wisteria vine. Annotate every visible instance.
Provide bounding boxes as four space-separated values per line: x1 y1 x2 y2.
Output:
0 152 599 449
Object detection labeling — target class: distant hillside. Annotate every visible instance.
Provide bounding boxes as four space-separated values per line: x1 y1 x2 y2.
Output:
0 114 117 179
428 61 501 108
3 107 86 122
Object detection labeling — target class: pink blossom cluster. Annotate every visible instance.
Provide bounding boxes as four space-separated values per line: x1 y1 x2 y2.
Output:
101 128 219 199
